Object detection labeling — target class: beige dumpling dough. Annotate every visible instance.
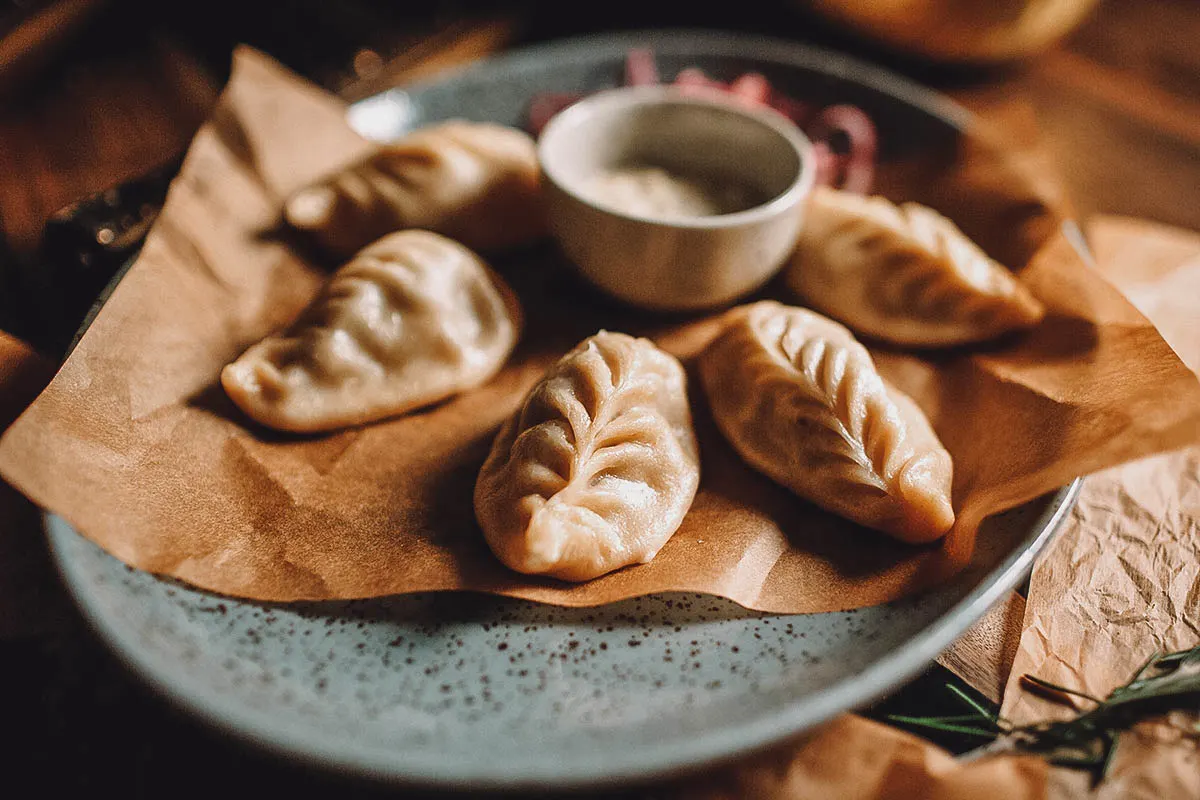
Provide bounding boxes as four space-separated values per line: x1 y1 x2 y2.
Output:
699 301 954 543
787 187 1044 347
222 230 520 433
474 331 700 582
285 120 545 258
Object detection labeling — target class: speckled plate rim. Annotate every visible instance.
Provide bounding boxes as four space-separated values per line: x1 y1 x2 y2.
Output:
46 29 1085 791
47 483 1079 789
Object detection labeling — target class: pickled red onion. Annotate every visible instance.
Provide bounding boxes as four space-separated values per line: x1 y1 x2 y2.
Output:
526 50 879 193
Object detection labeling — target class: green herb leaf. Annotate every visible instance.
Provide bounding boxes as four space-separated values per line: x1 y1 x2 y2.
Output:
946 682 1002 723
952 643 1200 787
886 715 1001 738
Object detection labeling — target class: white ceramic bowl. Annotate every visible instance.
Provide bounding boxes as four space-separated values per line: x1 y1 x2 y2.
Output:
537 86 816 311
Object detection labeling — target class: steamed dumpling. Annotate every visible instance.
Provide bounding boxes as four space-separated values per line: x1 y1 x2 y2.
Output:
222 230 520 433
285 121 544 258
475 332 700 581
698 301 954 543
787 187 1044 347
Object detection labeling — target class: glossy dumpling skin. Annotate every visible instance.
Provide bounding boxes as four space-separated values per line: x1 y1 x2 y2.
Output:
787 187 1044 347
285 121 544 259
475 332 700 582
698 301 954 543
222 230 520 433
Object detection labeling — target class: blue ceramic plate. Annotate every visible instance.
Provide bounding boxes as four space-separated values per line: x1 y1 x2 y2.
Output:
48 30 1080 792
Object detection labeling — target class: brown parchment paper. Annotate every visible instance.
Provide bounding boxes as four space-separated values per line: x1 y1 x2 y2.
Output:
1 48 1199 611
927 101 1054 705
669 714 1047 800
1000 216 1200 800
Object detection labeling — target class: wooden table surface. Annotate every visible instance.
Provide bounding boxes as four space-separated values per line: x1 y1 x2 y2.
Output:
0 0 1196 796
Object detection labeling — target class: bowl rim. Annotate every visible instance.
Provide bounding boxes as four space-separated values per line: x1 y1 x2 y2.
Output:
537 84 816 230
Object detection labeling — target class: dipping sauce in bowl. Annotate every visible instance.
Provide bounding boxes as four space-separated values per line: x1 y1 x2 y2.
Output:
537 86 815 312
584 164 770 218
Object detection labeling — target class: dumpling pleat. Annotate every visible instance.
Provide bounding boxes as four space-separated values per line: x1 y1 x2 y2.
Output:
788 187 1044 346
221 230 520 432
699 301 954 543
475 332 700 582
285 120 544 258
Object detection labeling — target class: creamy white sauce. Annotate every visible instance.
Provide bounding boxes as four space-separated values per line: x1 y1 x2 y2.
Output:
584 165 765 218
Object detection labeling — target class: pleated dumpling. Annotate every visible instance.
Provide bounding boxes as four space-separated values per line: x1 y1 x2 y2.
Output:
699 301 954 543
222 230 520 433
475 332 700 582
787 187 1044 346
285 121 544 259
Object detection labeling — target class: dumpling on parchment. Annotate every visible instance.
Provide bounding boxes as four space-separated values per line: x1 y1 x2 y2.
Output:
475 331 701 582
699 300 955 543
222 230 520 433
787 187 1044 347
284 120 544 258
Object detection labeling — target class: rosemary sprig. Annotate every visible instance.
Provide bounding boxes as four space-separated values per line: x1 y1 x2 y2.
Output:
886 678 1009 740
886 716 1000 738
887 643 1200 785
946 682 1002 723
1020 673 1103 705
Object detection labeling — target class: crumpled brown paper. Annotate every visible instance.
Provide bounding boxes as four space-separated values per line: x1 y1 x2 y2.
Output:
1001 216 1200 800
668 715 1047 800
1 48 1198 610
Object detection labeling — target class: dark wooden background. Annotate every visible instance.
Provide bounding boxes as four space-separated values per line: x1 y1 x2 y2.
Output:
0 1 1196 796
